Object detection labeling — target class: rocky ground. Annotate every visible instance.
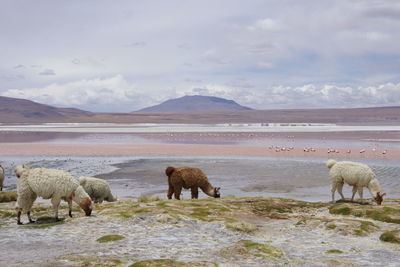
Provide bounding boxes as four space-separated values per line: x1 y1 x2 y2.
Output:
0 195 399 267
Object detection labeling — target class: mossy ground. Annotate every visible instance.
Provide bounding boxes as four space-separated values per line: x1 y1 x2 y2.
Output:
326 249 343 254
1 195 399 266
23 216 65 229
353 220 378 236
130 259 217 267
60 255 125 266
93 197 329 228
0 191 17 202
220 240 283 259
329 201 400 224
380 230 400 244
96 234 125 243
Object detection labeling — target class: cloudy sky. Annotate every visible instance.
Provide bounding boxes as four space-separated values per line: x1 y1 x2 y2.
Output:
1 0 400 111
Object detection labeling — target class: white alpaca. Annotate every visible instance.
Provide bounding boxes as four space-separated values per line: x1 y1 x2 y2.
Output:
15 164 93 225
0 164 4 191
326 159 385 205
79 176 116 203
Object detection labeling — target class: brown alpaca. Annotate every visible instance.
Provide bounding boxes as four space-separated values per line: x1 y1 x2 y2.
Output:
165 166 220 200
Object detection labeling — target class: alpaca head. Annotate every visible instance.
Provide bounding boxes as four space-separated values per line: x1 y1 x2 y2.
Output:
74 186 93 216
14 164 29 178
374 192 386 205
213 187 221 198
79 198 93 216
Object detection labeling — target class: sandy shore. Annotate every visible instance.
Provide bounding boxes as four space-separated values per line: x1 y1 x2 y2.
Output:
1 143 399 160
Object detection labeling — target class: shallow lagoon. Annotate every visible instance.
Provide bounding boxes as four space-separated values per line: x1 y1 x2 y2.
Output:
2 155 399 202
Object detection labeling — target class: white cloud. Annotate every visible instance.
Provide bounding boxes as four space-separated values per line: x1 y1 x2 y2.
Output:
247 18 283 32
178 82 400 109
257 62 274 69
38 69 56 75
3 76 400 111
1 1 400 111
2 75 153 112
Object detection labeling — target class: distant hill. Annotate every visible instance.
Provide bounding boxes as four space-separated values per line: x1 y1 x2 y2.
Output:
136 95 253 112
1 95 400 125
0 96 92 123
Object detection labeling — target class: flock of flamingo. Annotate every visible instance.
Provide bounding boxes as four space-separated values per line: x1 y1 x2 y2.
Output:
268 146 387 155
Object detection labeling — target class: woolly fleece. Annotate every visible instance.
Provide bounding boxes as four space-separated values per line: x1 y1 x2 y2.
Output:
166 166 220 200
79 176 116 203
327 160 383 203
15 165 92 223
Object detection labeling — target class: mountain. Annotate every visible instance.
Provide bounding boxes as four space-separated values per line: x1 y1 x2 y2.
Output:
0 96 92 123
1 95 400 125
136 95 253 112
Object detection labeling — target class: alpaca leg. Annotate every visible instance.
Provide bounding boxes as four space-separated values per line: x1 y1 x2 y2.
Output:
357 187 364 203
17 208 23 225
27 211 35 223
174 186 182 200
351 186 357 201
51 197 61 221
67 199 73 217
337 183 345 200
331 183 338 203
167 185 174 199
191 187 199 199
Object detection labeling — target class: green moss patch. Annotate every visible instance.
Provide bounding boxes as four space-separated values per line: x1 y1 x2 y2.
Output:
24 216 65 229
220 240 283 259
0 210 14 218
365 208 400 224
61 255 124 266
225 221 258 233
251 198 327 218
129 259 217 267
326 249 343 254
0 191 17 203
353 221 378 236
96 234 125 243
138 195 162 203
380 230 400 244
326 223 337 230
329 203 400 224
329 205 352 215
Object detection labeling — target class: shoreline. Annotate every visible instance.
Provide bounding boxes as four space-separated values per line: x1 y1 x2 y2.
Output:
0 142 399 160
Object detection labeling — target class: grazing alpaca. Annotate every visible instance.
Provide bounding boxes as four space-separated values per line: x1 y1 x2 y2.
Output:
165 166 220 200
79 176 117 203
14 164 93 225
326 159 385 205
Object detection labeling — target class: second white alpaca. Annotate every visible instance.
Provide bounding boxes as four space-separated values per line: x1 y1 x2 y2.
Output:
326 159 385 205
79 176 117 203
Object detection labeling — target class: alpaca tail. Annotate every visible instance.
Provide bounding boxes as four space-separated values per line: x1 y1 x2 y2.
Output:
165 166 175 177
326 159 337 169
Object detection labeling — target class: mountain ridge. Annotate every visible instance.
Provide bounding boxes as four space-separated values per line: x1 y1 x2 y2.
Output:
136 95 252 112
0 96 92 123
